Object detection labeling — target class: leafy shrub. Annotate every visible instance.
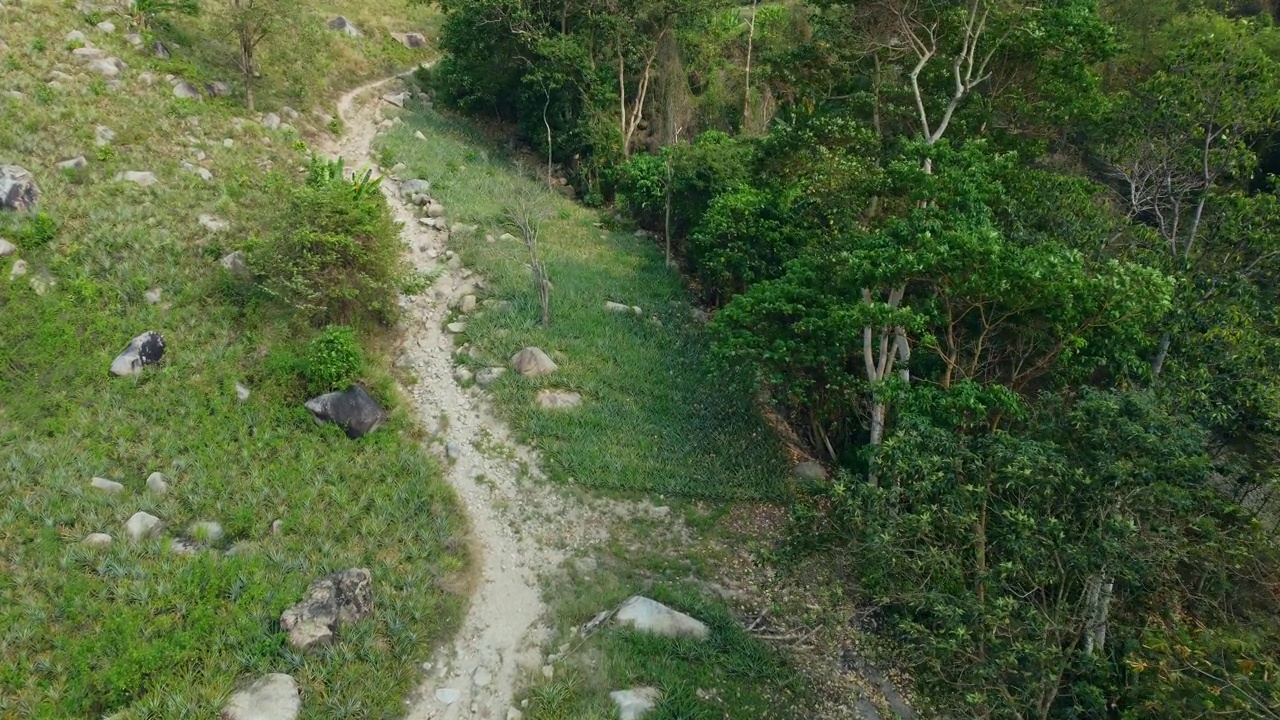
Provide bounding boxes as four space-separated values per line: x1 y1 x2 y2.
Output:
687 186 804 303
250 166 407 327
302 325 363 393
20 212 58 249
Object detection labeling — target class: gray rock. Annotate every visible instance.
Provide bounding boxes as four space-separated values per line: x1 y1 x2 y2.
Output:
460 295 477 313
472 666 492 687
65 30 88 44
57 156 88 171
173 81 201 100
511 347 557 377
221 673 300 720
279 568 373 651
537 389 582 410
435 688 461 705
795 461 828 481
116 170 158 187
446 442 461 460
0 239 14 257
1 165 40 212
9 259 28 280
499 232 517 243
446 322 467 334
125 511 162 541
271 519 284 535
507 709 523 720
125 32 143 47
88 57 123 77
110 331 166 377
383 92 408 108
139 71 157 85
414 131 427 141
262 112 281 129
96 20 115 33
392 32 427 49
454 367 474 385
281 106 299 120
144 288 162 304
475 367 506 387
91 476 124 493
236 382 251 403
610 688 662 720
146 472 169 494
71 46 105 62
199 214 229 232
327 16 361 36
400 179 430 197
205 81 231 97
152 40 171 60
29 271 55 296
83 533 113 548
613 596 709 640
219 250 250 278
95 125 114 146
187 521 224 544
606 301 642 315
390 162 408 176
427 202 446 218
304 386 387 439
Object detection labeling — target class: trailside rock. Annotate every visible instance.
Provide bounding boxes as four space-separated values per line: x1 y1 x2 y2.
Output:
475 367 506 387
400 178 430 197
610 688 662 720
1 165 39 212
279 568 373 651
383 92 408 108
262 112 281 129
57 156 88 171
146 472 169 494
109 331 166 377
613 595 710 639
0 239 15 257
303 386 386 439
125 511 162 541
90 477 124 493
327 16 361 36
173 81 201 100
537 389 582 410
152 40 171 59
392 32 427 49
511 347 557 377
220 673 300 720
116 171 158 187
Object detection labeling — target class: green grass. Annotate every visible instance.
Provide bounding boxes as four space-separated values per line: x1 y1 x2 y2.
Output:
1 2 464 718
377 109 790 501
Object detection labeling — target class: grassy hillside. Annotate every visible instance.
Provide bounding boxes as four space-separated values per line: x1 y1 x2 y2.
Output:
0 2 463 718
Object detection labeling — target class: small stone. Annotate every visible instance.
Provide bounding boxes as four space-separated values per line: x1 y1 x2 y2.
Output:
152 40 171 60
109 331 166 377
454 367 474 384
88 57 122 77
125 32 143 47
435 688 461 705
271 519 284 534
446 442 461 460
146 472 169 494
304 386 387 439
605 301 633 314
262 112 281 129
475 368 506 387
144 288 162 304
195 167 214 182
94 125 115 147
507 709 523 720
205 81 231 97
199 214 229 232
139 71 156 85
9 259 29 280
446 322 467 334
460 295 477 313
383 92 408 108
236 382 251 403
537 389 582 410
57 156 87 171
65 30 87 44
511 347 557 377
188 521 224 544
652 506 671 517
327 16 362 36
400 178 431 197
219 250 250 278
795 461 828 481
414 131 427 141
29 271 55 297
427 202 446 218
392 32 427 49
541 665 554 680
221 673 300 720
613 596 709 639
90 477 124 493
71 46 105 62
473 667 492 687
83 533 112 548
173 81 201 100
0 239 14 257
222 138 233 148
390 162 407 176
116 171 159 187
96 20 115 33
282 106 299 120
125 511 162 541
610 688 662 720
499 233 517 243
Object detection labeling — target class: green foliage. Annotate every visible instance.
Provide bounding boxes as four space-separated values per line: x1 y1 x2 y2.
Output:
687 185 800 301
250 170 409 327
302 325 364 393
133 0 199 29
18 211 58 249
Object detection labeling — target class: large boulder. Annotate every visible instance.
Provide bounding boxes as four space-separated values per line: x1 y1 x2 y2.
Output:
279 568 373 651
327 16 361 37
221 673 300 720
1 165 39 212
613 595 709 639
125 511 162 541
304 386 386 439
392 32 427 49
511 347 557 377
109 331 165 377
173 81 201 100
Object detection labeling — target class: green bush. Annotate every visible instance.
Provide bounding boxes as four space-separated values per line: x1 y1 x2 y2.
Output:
19 211 58 249
687 186 804 303
250 168 407 327
302 325 363 393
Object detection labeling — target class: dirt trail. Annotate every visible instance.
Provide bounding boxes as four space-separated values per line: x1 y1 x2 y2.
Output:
326 74 559 720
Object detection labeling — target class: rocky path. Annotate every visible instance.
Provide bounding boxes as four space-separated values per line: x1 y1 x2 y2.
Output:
325 75 558 720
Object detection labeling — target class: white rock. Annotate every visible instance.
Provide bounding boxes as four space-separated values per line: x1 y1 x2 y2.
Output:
222 138 233 148
473 667 492 687
414 131 427 141
537 389 582 410
144 288 162 304
57 156 87 171
510 347 557 377
95 125 115 146
198 214 229 232
88 58 122 77
65 30 87 44
146 472 169 494
96 20 115 33
446 322 467 334
29 272 55 297
90 477 124 493
460 295 477 313
0 239 14 257
475 367 506 387
9 259 28 280
271 519 284 534
116 171 158 187
610 688 662 720
435 688 461 705
125 511 162 541
219 250 250 277
506 709 523 720
236 382 251 403
125 32 143 47
262 112 281 129
83 533 113 548
613 596 709 639
445 442 461 460
606 301 643 316
541 665 554 680
221 673 300 720
173 81 202 100
454 367 474 384
71 46 105 62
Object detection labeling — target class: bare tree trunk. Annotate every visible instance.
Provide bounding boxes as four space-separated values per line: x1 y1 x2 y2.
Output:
742 0 758 127
1084 574 1114 655
664 155 673 267
618 49 628 157
543 87 553 189
1151 332 1171 377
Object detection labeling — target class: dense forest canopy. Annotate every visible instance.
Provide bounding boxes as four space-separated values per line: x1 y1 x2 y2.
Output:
431 0 1280 716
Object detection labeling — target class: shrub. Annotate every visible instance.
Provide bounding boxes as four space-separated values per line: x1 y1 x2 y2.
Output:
687 186 804 303
302 325 363 393
20 212 58 249
250 166 407 327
